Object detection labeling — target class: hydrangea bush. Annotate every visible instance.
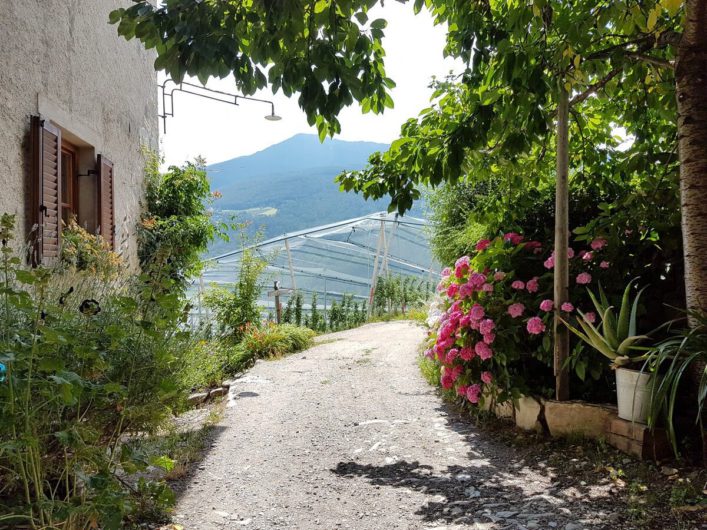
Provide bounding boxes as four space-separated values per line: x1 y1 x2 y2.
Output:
426 232 613 405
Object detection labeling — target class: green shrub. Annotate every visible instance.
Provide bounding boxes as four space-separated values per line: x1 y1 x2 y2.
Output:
241 323 315 358
139 153 219 290
0 213 193 528
204 245 267 341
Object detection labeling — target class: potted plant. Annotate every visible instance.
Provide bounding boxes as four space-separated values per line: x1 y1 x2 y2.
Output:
563 280 652 423
644 310 707 458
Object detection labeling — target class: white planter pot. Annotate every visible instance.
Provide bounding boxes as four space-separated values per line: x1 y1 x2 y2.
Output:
615 367 651 423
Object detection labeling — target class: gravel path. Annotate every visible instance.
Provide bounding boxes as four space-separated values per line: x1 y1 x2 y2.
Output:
170 322 633 529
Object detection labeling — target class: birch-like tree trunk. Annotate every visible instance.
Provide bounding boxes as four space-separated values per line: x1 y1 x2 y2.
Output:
677 1 707 317
554 86 570 401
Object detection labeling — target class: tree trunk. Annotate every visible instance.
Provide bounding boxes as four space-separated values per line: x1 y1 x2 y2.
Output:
677 0 707 317
554 86 570 401
676 0 707 464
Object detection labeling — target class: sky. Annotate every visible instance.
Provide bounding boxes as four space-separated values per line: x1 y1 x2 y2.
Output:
159 2 463 167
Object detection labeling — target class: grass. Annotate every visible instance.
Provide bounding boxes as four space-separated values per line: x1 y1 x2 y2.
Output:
367 306 428 326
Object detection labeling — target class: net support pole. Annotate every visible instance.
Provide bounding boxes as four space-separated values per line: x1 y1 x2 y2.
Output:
367 219 385 317
284 238 297 290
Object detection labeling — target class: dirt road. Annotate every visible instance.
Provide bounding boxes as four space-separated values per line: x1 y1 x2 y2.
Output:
171 322 631 529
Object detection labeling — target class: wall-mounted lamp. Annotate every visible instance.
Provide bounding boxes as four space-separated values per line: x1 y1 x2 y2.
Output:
158 79 282 133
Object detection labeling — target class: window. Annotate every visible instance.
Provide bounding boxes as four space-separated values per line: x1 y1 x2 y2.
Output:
60 140 78 226
31 116 115 265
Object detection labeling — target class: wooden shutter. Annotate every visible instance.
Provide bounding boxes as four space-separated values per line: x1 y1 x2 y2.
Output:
31 116 62 265
97 155 115 249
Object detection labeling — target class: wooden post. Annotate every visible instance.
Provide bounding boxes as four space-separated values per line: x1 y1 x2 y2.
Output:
554 85 571 401
274 281 282 323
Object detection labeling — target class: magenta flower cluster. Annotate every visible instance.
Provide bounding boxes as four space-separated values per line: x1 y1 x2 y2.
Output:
427 232 610 405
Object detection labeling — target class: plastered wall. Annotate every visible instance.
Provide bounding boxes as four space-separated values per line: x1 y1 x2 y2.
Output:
0 0 158 264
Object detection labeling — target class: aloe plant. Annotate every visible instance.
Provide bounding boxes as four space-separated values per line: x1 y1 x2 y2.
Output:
563 280 651 368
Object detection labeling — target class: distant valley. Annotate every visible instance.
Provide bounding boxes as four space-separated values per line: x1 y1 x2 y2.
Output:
206 134 422 256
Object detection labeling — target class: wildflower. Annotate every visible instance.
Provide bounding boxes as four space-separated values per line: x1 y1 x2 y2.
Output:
584 311 597 324
493 271 506 281
482 332 495 345
475 341 493 360
511 280 525 290
507 303 525 318
212 190 223 198
475 239 491 251
561 302 574 312
526 277 539 293
576 272 592 285
481 371 493 385
544 255 555 269
591 238 607 250
600 261 610 269
466 384 482 403
527 316 546 335
539 299 554 312
470 303 485 321
479 318 495 335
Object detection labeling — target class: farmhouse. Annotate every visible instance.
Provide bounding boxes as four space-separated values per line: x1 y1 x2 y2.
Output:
0 1 157 264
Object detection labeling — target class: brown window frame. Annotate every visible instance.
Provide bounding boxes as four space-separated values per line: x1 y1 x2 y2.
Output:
60 140 79 226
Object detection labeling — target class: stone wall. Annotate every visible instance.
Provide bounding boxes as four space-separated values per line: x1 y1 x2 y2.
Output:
0 0 158 265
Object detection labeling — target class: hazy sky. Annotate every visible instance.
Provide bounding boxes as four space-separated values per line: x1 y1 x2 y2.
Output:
159 3 462 167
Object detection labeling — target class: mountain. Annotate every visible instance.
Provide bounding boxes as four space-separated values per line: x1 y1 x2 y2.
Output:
206 134 414 255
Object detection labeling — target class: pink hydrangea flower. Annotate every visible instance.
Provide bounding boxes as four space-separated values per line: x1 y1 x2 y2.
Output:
567 247 575 259
479 318 495 335
482 332 495 344
539 299 554 312
561 302 574 312
456 384 469 397
447 283 459 297
527 316 546 335
481 371 493 384
468 272 487 289
582 251 594 261
475 239 491 251
507 303 525 318
459 346 474 361
459 283 473 299
578 250 587 258
466 384 482 404
424 349 434 359
475 341 493 360
482 283 494 292
544 255 555 269
576 272 592 285
441 267 451 278
511 280 525 290
493 271 506 281
524 241 542 251
441 372 454 389
503 232 524 245
470 303 485 321
526 277 539 293
454 256 470 278
591 238 607 250
446 348 459 362
600 261 610 269
584 311 597 324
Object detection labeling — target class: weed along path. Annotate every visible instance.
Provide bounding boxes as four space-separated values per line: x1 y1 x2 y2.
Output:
170 322 652 529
